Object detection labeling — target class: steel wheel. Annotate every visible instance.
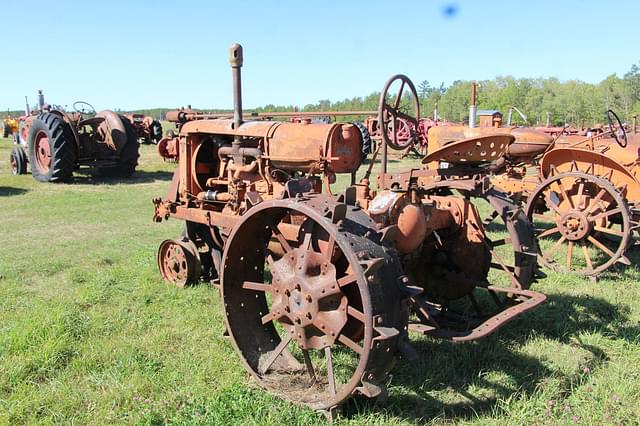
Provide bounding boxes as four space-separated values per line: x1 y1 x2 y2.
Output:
525 171 631 276
221 196 407 410
34 130 51 173
157 237 202 287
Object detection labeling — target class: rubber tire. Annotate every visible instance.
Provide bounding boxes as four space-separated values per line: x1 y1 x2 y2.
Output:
27 112 76 182
150 120 163 144
2 123 9 138
98 116 140 177
10 146 28 175
353 121 372 156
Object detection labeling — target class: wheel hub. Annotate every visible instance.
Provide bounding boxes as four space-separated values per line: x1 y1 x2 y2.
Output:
270 248 348 350
559 210 591 240
34 131 51 172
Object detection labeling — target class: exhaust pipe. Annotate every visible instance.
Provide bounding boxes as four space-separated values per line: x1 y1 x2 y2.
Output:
469 82 477 128
229 43 243 131
38 90 45 110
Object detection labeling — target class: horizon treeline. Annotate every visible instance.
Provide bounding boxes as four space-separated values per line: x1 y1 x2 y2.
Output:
4 61 639 126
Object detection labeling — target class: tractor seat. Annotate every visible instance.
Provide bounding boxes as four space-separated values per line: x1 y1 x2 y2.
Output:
422 134 515 165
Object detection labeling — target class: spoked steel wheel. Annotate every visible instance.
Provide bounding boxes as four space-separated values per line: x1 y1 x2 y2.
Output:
221 196 407 410
525 171 631 276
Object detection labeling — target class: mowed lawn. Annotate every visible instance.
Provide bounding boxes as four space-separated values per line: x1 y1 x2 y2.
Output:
1 135 639 425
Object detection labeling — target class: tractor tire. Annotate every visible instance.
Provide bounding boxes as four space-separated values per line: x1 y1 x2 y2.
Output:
150 120 163 144
27 113 76 182
10 146 28 175
2 123 9 138
98 116 140 178
353 121 372 157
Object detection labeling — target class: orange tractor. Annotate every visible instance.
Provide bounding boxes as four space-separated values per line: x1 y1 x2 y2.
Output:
152 44 545 415
418 90 638 277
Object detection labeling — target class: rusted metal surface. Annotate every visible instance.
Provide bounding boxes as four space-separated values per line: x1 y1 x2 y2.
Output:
12 93 140 182
124 113 163 144
153 46 547 414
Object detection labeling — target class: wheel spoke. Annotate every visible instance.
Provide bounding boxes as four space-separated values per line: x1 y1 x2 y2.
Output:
337 334 363 355
587 235 615 258
270 222 292 254
242 281 271 292
324 234 336 262
533 212 558 223
586 188 607 214
590 206 622 223
259 334 293 374
593 226 625 238
555 179 575 209
347 306 366 323
392 82 405 109
580 240 593 270
575 181 585 208
545 235 567 258
301 349 317 383
537 226 560 239
337 273 358 288
325 346 337 395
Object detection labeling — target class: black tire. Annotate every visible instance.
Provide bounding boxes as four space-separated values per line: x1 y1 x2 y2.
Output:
150 120 163 144
98 116 140 177
353 121 372 157
2 123 10 138
10 146 28 175
27 113 76 182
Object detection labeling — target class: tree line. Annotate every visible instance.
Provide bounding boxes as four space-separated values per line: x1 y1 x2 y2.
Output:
4 61 639 126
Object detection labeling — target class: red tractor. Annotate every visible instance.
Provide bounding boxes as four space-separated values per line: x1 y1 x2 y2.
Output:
10 100 139 181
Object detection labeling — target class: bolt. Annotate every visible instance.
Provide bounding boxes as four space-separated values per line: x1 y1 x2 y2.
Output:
306 313 312 320
306 295 312 303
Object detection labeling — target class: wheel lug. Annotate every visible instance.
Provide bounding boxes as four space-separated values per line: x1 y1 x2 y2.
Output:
305 295 312 303
306 313 312 320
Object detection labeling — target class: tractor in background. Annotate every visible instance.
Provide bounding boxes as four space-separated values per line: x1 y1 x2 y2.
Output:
10 92 139 181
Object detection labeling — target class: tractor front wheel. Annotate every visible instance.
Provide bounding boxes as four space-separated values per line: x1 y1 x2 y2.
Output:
10 146 28 175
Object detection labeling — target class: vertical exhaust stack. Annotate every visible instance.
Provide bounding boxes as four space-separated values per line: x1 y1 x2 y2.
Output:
24 96 30 115
229 43 244 131
469 81 477 128
38 90 45 110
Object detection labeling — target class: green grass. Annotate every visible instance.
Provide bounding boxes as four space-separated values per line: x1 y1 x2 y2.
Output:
1 136 639 425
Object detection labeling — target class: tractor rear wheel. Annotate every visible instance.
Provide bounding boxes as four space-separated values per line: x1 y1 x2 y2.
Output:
353 122 373 157
27 113 76 182
98 116 140 177
2 123 9 138
10 146 28 175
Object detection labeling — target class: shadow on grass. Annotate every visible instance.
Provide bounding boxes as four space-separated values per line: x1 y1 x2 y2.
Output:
0 186 28 196
342 293 638 422
69 170 174 185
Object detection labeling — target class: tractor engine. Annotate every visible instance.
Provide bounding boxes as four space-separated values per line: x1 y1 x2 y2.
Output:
365 189 489 301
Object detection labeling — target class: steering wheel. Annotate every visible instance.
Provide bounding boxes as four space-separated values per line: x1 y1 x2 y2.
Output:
377 74 420 150
73 101 96 116
606 109 627 148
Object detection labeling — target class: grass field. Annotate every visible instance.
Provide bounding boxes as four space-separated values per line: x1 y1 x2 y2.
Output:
1 135 639 425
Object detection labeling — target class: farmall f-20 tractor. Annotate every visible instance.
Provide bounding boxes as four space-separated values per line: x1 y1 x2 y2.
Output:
153 44 546 415
10 93 139 181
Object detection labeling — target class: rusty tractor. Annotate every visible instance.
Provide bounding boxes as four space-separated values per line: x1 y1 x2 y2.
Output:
424 94 639 277
124 113 163 144
10 97 140 181
152 44 546 414
488 111 640 277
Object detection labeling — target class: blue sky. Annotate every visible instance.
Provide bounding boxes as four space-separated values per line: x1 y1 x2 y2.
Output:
3 0 639 111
